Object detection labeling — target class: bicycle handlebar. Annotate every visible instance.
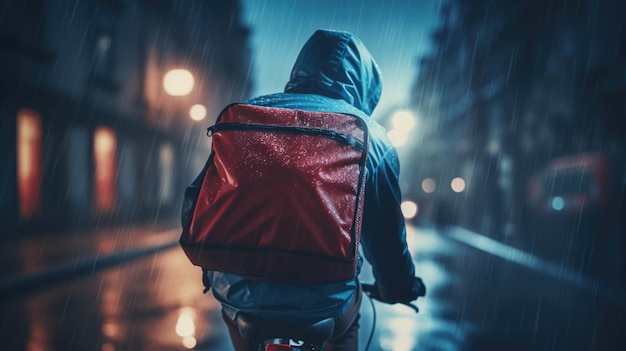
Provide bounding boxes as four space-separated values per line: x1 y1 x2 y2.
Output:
361 283 420 313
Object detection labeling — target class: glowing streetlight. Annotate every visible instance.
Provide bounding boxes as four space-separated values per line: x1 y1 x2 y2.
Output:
392 110 416 131
387 109 417 147
387 128 408 147
189 104 207 121
163 69 194 96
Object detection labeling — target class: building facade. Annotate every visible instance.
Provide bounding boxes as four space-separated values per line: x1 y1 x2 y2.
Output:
0 0 252 236
408 0 626 237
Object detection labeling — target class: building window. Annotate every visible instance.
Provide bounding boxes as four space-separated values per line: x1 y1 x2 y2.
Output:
94 127 117 214
17 108 43 218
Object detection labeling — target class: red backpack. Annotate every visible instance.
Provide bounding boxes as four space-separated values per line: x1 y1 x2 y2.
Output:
179 103 368 284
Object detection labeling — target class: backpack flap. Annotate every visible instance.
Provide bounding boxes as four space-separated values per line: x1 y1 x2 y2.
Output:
180 103 368 284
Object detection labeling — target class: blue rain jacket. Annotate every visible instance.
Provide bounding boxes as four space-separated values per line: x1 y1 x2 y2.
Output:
182 29 416 322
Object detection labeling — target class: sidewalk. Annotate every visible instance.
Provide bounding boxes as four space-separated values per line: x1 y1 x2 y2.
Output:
0 221 181 300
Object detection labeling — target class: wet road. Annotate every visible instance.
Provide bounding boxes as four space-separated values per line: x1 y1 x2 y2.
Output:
362 226 626 351
0 225 233 350
1 223 625 350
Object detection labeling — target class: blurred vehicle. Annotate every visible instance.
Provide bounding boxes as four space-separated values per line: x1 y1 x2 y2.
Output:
528 152 611 217
525 152 619 271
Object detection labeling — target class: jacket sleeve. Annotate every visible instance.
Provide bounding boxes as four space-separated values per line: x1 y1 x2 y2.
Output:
360 146 416 302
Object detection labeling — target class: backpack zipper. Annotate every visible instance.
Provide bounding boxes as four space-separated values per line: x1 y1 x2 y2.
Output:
207 123 365 151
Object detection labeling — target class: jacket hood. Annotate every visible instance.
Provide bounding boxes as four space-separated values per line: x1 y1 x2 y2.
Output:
284 29 382 116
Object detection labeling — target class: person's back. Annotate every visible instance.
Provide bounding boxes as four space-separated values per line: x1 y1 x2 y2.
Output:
182 29 425 351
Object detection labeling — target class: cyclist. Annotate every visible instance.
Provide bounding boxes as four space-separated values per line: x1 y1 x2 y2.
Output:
182 29 425 351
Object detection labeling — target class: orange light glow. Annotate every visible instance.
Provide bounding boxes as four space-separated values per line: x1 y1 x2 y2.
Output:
17 109 43 218
94 127 117 213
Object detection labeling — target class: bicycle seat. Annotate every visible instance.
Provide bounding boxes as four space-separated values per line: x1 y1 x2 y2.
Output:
236 313 335 345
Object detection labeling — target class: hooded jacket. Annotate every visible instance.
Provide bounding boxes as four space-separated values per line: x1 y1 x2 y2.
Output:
182 29 416 322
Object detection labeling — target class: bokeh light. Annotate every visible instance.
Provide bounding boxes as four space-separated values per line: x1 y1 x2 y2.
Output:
387 128 408 147
163 69 194 96
401 201 418 219
421 178 436 193
392 110 416 131
451 177 466 193
189 104 207 121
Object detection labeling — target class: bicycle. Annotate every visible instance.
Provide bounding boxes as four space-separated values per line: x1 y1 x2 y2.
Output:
234 282 421 351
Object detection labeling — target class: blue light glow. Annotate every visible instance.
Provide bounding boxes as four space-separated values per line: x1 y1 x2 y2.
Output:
551 196 565 210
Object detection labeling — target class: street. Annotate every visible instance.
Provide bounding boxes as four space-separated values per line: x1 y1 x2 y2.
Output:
363 225 626 351
1 223 625 351
3 1 626 350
